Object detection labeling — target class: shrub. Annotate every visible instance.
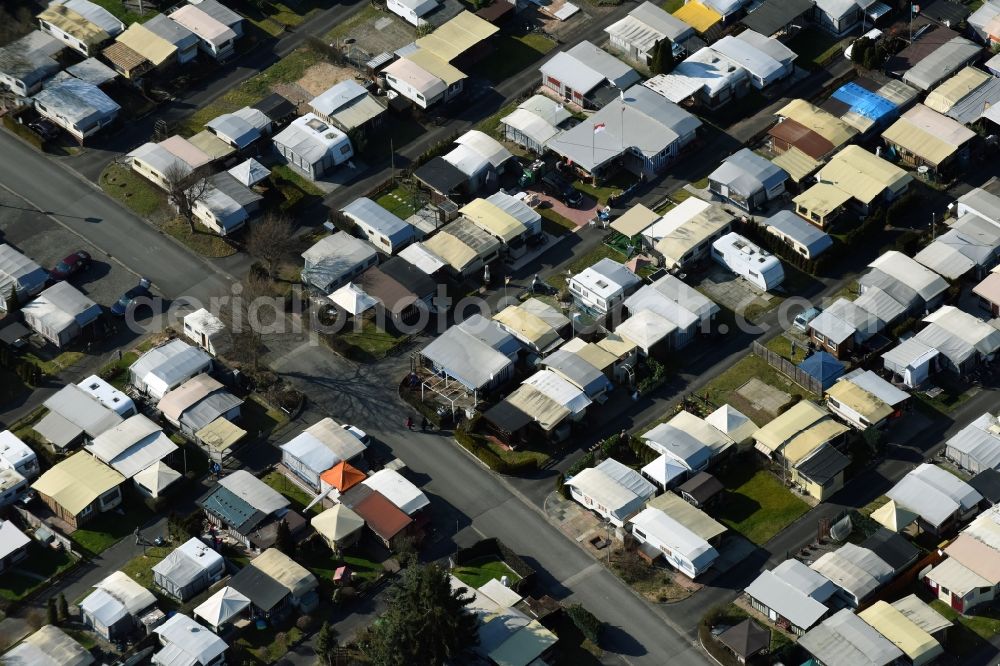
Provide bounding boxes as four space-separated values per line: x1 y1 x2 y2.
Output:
556 472 570 499
567 604 604 645
567 451 596 477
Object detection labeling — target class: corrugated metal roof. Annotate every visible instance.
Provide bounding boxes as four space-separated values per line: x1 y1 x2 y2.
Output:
116 22 176 66
754 400 830 455
744 560 833 630
765 209 833 255
39 3 111 46
816 145 912 205
883 103 976 166
902 36 981 91
250 548 317 599
461 198 525 242
415 10 497 62
643 46 747 103
777 99 858 148
891 594 952 634
32 450 124 515
869 250 948 303
925 66 992 113
800 609 903 666
887 463 982 528
770 146 822 182
647 489 726 541
631 507 717 565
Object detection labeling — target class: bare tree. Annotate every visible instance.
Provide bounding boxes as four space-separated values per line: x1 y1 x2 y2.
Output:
247 212 296 279
163 163 212 234
219 271 279 371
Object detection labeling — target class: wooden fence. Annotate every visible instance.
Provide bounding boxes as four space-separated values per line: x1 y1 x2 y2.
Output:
751 341 824 397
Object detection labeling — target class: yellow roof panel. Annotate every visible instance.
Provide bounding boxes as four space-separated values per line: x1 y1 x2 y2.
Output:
251 548 316 598
189 130 236 160
415 10 499 62
754 400 828 455
784 418 850 464
925 67 992 114
405 48 466 87
673 1 721 33
778 99 857 148
39 4 109 46
494 305 559 349
573 342 618 371
460 198 525 243
815 145 912 205
611 203 659 237
859 601 943 664
596 333 636 358
424 232 478 271
32 451 124 515
793 182 852 217
195 417 247 452
826 380 894 423
771 147 822 182
116 22 175 66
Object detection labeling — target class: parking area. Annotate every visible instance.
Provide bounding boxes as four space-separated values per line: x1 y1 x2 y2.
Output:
0 188 139 311
697 265 777 316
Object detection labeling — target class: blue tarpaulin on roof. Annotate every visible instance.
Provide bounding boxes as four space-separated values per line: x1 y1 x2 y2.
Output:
798 351 845 390
831 82 897 122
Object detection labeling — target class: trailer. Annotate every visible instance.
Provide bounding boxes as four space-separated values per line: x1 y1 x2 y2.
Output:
711 232 785 291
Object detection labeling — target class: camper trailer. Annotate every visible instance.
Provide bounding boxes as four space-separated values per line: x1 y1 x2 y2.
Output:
711 232 785 291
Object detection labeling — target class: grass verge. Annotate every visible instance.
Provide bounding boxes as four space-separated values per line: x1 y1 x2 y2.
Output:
119 546 172 591
931 599 1000 656
162 218 238 258
476 33 557 84
100 163 168 219
376 186 423 220
713 467 810 544
23 351 84 377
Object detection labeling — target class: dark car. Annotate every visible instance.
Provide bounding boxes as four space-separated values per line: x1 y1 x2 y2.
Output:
49 251 91 282
541 172 583 207
28 119 59 141
110 277 152 317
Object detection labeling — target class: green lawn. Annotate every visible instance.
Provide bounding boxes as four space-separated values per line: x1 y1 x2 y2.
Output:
713 468 810 545
244 0 322 36
539 207 577 235
452 557 521 589
162 218 238 258
785 27 845 70
178 48 322 136
764 335 810 364
376 186 424 220
120 546 172 591
337 319 410 359
22 350 84 377
243 394 288 440
914 373 978 415
574 171 635 206
99 163 168 219
476 33 557 83
0 545 77 602
661 0 684 11
931 600 1000 656
90 0 157 23
476 98 521 137
97 351 140 390
546 244 626 292
71 504 154 555
270 164 324 197
262 470 322 514
299 549 383 583
236 625 304 664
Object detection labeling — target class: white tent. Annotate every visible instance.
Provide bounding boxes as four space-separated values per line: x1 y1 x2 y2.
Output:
328 283 377 315
132 460 182 498
193 586 251 628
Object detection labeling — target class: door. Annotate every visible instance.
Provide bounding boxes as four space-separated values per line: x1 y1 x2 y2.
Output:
952 592 965 613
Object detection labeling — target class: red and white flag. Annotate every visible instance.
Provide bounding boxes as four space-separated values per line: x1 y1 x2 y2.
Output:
593 122 606 134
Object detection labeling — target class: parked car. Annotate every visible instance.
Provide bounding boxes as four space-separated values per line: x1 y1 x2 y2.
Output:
110 277 152 317
793 306 822 332
49 250 91 282
28 118 59 141
342 424 371 445
541 172 583 207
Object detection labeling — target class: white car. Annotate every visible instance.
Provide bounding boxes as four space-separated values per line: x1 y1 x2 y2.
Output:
342 424 371 445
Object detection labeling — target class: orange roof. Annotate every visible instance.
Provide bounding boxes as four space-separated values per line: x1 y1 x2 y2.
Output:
321 461 366 492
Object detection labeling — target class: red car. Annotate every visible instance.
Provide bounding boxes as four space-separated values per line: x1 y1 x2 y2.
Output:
49 251 91 282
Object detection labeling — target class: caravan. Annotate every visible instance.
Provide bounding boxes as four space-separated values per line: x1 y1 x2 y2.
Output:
711 232 785 291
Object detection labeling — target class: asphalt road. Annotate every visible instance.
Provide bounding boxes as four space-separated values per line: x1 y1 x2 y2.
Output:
0 130 236 305
270 345 711 665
